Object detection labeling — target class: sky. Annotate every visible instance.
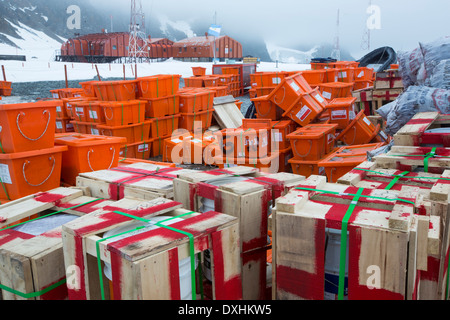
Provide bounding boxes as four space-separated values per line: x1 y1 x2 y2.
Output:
89 0 450 58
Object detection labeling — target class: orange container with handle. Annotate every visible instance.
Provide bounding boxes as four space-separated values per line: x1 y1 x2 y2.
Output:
268 73 313 111
0 101 59 153
55 133 126 186
298 70 327 86
150 114 181 138
282 89 327 127
192 67 206 77
102 100 146 126
251 95 283 121
179 90 214 113
56 117 75 133
318 143 385 183
137 74 181 99
97 120 152 144
250 71 290 88
0 145 67 200
271 119 297 151
144 95 180 118
179 110 213 132
318 97 357 130
288 158 326 178
335 110 381 146
318 82 354 101
79 81 97 97
92 80 138 101
70 101 104 123
287 123 338 161
71 120 100 135
120 140 153 160
336 68 355 83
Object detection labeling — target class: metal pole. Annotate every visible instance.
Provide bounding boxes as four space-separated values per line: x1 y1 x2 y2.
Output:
1 65 6 81
64 65 68 88
95 65 102 81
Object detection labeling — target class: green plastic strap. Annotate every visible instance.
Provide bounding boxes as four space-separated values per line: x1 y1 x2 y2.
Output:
110 82 118 101
385 171 410 190
388 147 450 173
97 210 198 300
96 84 104 101
88 103 96 123
138 101 141 123
0 140 5 154
294 187 415 205
0 278 67 299
121 103 124 125
338 187 364 299
156 78 159 98
354 168 450 181
119 145 128 162
424 147 437 173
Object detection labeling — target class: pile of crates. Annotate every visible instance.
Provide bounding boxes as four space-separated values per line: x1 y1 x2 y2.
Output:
247 61 389 180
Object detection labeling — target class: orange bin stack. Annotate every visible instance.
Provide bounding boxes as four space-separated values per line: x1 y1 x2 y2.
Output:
249 71 291 98
221 66 242 97
0 81 12 97
136 74 182 157
178 88 214 132
0 101 68 202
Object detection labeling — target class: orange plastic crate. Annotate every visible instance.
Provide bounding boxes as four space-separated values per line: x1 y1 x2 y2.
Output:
137 75 181 99
150 114 181 138
162 134 212 164
318 82 354 101
336 68 356 83
179 110 213 132
0 145 67 200
79 81 97 97
97 120 152 145
255 87 276 97
179 90 214 113
205 86 229 97
151 135 171 157
63 97 96 119
183 76 205 88
335 110 380 145
56 117 75 133
192 67 206 77
288 157 325 178
55 133 126 185
318 97 357 130
268 73 313 111
251 95 283 121
71 120 100 135
282 89 327 127
58 88 85 99
354 67 374 81
287 123 338 161
102 100 146 126
92 80 138 101
70 101 105 123
353 80 373 91
299 70 327 85
0 101 60 153
250 72 289 88
271 119 297 151
219 127 271 159
145 95 180 118
120 140 153 160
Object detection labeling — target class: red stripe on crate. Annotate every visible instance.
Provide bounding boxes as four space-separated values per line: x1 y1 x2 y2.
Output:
169 248 181 300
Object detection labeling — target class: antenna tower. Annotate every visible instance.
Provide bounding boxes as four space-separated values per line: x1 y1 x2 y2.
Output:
128 0 149 63
330 9 341 61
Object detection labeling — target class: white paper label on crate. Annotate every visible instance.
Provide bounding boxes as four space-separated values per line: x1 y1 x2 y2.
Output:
252 83 258 87
52 93 59 99
289 81 301 92
272 132 283 142
75 107 84 115
358 71 365 78
331 110 347 120
272 77 282 85
0 164 12 184
191 138 202 144
315 94 325 103
296 106 311 122
349 111 356 120
171 138 183 144
322 91 332 100
56 121 63 129
91 128 99 135
339 71 347 79
328 134 335 144
56 106 62 113
363 116 372 127
89 110 98 119
138 144 149 152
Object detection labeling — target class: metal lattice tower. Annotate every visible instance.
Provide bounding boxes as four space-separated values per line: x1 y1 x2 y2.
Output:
330 9 341 61
361 0 372 51
128 0 149 63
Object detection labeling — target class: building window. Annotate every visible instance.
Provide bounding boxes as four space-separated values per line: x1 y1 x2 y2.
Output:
184 47 187 52
179 47 182 53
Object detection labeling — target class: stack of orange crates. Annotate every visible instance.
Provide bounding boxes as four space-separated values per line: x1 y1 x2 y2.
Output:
249 71 291 99
0 81 12 97
178 88 214 134
221 67 241 97
137 74 182 157
0 100 68 203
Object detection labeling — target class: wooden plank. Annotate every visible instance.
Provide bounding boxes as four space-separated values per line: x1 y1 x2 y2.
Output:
213 102 244 129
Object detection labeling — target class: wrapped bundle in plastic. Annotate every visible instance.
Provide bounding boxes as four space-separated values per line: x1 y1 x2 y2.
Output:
429 59 450 89
398 47 424 88
419 36 450 83
383 86 450 135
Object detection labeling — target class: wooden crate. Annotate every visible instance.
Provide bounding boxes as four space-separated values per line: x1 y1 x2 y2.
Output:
352 87 374 116
61 197 242 300
0 187 112 300
76 162 197 201
337 161 450 299
374 70 404 90
173 166 305 299
372 88 403 112
374 146 450 174
394 112 450 147
272 175 440 300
